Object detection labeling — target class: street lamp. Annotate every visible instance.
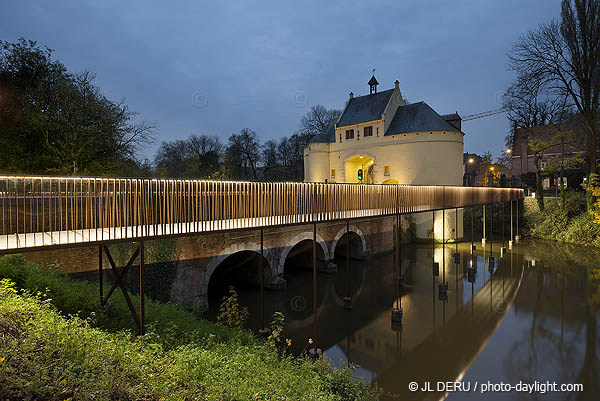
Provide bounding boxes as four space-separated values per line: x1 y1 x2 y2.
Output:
468 158 474 164
506 149 512 154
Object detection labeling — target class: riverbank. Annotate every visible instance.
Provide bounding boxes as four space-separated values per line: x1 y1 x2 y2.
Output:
522 193 600 247
0 255 380 400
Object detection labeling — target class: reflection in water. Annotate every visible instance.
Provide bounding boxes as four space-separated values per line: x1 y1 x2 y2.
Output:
211 239 599 401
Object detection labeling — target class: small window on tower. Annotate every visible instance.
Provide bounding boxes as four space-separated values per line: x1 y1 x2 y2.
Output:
384 165 391 176
345 129 354 140
364 126 373 137
331 169 336 178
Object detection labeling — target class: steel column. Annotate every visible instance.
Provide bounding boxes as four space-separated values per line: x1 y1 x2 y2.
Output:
139 241 145 335
311 222 321 356
510 200 514 246
343 221 351 309
98 245 103 305
259 228 268 334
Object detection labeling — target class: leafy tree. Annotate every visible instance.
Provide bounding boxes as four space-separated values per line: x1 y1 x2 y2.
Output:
0 38 155 175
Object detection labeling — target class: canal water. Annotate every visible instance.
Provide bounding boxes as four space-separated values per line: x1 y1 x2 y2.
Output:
208 239 600 400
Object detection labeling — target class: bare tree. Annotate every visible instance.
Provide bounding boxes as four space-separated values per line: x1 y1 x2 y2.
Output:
187 134 223 178
154 139 189 178
225 128 260 179
508 0 600 190
299 105 341 137
503 74 574 211
262 139 278 169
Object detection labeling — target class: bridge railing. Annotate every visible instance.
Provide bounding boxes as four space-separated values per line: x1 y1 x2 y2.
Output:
0 176 523 250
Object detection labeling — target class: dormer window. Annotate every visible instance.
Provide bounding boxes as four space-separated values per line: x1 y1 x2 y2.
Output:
345 129 354 140
364 126 373 137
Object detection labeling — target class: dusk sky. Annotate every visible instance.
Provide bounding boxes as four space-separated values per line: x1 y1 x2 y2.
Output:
1 1 561 160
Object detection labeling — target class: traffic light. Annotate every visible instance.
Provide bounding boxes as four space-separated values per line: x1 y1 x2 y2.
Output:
357 169 363 181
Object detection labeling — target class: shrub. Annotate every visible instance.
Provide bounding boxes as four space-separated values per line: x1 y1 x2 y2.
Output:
216 286 248 329
562 212 600 246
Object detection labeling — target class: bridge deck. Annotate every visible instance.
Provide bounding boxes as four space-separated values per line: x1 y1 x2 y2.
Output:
0 176 523 253
0 209 390 250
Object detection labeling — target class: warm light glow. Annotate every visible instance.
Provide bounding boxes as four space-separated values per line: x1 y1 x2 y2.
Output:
359 155 363 159
468 158 474 164
490 166 494 171
506 149 512 154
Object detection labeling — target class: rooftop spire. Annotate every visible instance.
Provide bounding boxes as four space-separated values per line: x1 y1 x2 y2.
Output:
368 69 378 94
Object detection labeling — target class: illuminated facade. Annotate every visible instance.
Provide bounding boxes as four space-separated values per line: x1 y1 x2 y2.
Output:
303 75 465 239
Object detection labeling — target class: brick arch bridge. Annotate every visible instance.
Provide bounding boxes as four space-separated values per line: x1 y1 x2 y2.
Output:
25 216 394 314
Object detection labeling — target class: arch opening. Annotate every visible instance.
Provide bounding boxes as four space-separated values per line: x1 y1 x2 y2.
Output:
283 239 326 279
344 154 374 184
334 231 364 260
207 250 269 302
383 178 399 185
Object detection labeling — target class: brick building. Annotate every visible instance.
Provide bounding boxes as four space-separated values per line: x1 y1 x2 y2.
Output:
510 118 587 188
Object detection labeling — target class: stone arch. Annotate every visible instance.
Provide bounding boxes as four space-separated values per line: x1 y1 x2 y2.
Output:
344 150 377 162
277 231 329 276
202 241 273 296
330 224 367 259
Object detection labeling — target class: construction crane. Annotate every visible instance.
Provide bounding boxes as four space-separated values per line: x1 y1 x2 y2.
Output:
461 108 506 122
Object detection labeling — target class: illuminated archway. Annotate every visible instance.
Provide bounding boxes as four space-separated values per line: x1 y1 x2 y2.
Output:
383 178 399 185
344 154 374 184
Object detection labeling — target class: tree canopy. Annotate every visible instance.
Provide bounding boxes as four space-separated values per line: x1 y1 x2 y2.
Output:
0 38 155 175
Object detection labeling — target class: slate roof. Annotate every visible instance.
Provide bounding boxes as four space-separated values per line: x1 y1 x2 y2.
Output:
308 120 336 143
385 102 462 135
336 89 394 127
441 113 461 121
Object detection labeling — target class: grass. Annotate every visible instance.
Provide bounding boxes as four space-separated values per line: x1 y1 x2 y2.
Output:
0 256 380 400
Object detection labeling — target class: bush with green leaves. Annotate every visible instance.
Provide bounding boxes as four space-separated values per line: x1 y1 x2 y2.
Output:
523 192 600 246
216 286 249 329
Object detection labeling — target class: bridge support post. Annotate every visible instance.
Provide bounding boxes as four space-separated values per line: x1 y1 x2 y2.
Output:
343 221 352 310
98 245 103 305
515 199 521 244
509 200 514 249
397 214 403 286
258 228 270 335
471 205 475 253
139 241 145 336
501 203 507 257
392 213 402 324
432 211 439 276
439 206 448 301
482 205 486 247
310 222 322 357
100 244 144 335
489 204 495 270
453 207 460 264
